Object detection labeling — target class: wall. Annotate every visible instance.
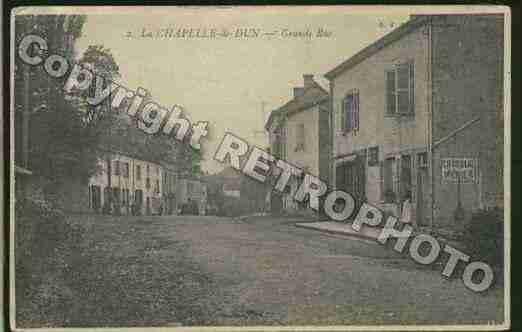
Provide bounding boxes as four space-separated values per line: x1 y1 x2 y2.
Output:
88 153 163 215
176 179 207 214
431 15 504 227
281 104 323 216
330 22 430 218
285 105 321 176
318 102 331 184
331 24 430 161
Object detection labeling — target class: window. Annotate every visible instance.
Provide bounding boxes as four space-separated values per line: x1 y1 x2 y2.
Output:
273 135 282 158
156 166 160 176
417 152 428 168
146 178 151 189
400 155 412 201
114 160 120 176
368 147 379 166
341 90 359 133
123 162 129 178
146 164 150 176
295 123 305 151
122 188 127 206
136 165 142 181
386 61 414 116
336 159 365 200
383 158 397 203
112 187 121 205
155 179 160 193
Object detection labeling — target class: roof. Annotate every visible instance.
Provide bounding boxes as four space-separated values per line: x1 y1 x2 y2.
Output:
279 80 329 117
264 109 281 131
15 165 33 175
324 16 428 80
265 77 329 130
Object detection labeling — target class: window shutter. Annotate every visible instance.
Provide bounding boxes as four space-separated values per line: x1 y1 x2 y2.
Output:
379 161 384 201
336 163 346 190
385 70 396 115
345 97 351 132
409 61 415 114
354 91 359 131
396 63 410 114
394 157 400 198
349 96 355 131
338 100 344 133
88 185 92 209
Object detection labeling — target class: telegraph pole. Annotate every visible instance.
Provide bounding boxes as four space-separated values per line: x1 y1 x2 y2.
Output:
253 101 268 143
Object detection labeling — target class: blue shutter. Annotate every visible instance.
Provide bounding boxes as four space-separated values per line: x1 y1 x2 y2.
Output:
345 97 351 132
340 98 346 132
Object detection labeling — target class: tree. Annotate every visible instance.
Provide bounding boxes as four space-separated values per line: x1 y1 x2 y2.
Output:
14 15 100 181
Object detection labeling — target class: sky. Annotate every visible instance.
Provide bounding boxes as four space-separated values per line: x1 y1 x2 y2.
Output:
72 7 412 174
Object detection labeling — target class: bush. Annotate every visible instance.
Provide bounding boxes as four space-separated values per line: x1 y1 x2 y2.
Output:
15 197 85 326
461 208 503 267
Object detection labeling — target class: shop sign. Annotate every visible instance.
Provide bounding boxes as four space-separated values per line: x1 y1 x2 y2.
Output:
441 158 478 183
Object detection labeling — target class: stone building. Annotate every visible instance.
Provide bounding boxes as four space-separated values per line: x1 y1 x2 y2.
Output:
176 178 208 215
325 14 504 229
162 165 178 215
88 152 163 216
266 74 330 216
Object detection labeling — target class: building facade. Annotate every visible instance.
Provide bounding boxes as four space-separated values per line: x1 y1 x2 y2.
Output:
176 179 208 215
88 152 163 215
325 14 504 229
266 74 330 216
162 166 178 215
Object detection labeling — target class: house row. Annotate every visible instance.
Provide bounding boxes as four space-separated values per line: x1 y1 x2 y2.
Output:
87 152 163 215
87 151 207 216
266 14 504 229
204 167 269 216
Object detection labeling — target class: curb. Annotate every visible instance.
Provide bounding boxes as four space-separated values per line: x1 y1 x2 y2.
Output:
294 223 380 242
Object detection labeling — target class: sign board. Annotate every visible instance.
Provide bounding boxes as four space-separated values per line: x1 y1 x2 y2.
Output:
441 158 478 183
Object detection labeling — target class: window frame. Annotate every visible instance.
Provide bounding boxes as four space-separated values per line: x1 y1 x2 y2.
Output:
368 146 379 166
383 157 397 203
136 165 142 181
123 162 130 178
385 60 415 117
295 123 305 152
417 152 428 168
341 89 359 134
114 160 120 176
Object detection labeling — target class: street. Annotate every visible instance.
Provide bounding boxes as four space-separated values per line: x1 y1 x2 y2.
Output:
53 214 503 327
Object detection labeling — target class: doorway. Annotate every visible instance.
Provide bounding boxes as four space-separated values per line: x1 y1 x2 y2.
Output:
416 167 429 226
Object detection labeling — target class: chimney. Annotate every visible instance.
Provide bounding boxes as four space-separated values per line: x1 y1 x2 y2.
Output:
293 87 305 98
303 74 314 89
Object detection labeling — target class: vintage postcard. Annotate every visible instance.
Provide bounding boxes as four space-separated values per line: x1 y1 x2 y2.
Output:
9 5 510 331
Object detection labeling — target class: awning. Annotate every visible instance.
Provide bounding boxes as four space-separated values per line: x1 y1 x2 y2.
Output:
15 165 33 175
334 154 357 164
